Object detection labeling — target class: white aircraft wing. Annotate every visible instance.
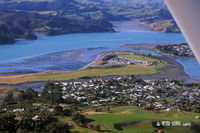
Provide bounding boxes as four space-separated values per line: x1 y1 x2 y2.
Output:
165 0 200 63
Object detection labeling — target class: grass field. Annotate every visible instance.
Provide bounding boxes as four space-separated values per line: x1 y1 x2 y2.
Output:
29 65 156 81
86 106 200 133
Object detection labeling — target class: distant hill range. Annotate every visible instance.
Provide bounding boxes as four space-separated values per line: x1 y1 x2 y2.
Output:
0 0 180 44
75 0 180 32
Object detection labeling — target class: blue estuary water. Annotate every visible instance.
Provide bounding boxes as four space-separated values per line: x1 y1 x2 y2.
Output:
0 21 199 80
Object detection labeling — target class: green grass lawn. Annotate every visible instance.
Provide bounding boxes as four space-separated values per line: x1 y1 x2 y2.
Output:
86 106 200 133
28 65 156 81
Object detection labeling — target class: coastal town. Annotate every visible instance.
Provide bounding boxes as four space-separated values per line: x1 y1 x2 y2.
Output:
156 43 194 57
1 76 199 113
57 76 200 112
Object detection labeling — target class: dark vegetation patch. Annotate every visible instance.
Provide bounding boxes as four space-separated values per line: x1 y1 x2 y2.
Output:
113 121 140 131
102 55 117 65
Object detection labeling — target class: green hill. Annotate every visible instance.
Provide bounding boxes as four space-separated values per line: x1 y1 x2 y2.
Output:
86 106 200 133
0 9 114 44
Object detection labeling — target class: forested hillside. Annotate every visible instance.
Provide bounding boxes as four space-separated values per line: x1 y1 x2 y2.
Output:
0 0 180 44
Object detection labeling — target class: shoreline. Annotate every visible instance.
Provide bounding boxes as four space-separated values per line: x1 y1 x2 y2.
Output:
111 20 181 33
122 43 196 59
122 43 200 82
0 30 116 45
